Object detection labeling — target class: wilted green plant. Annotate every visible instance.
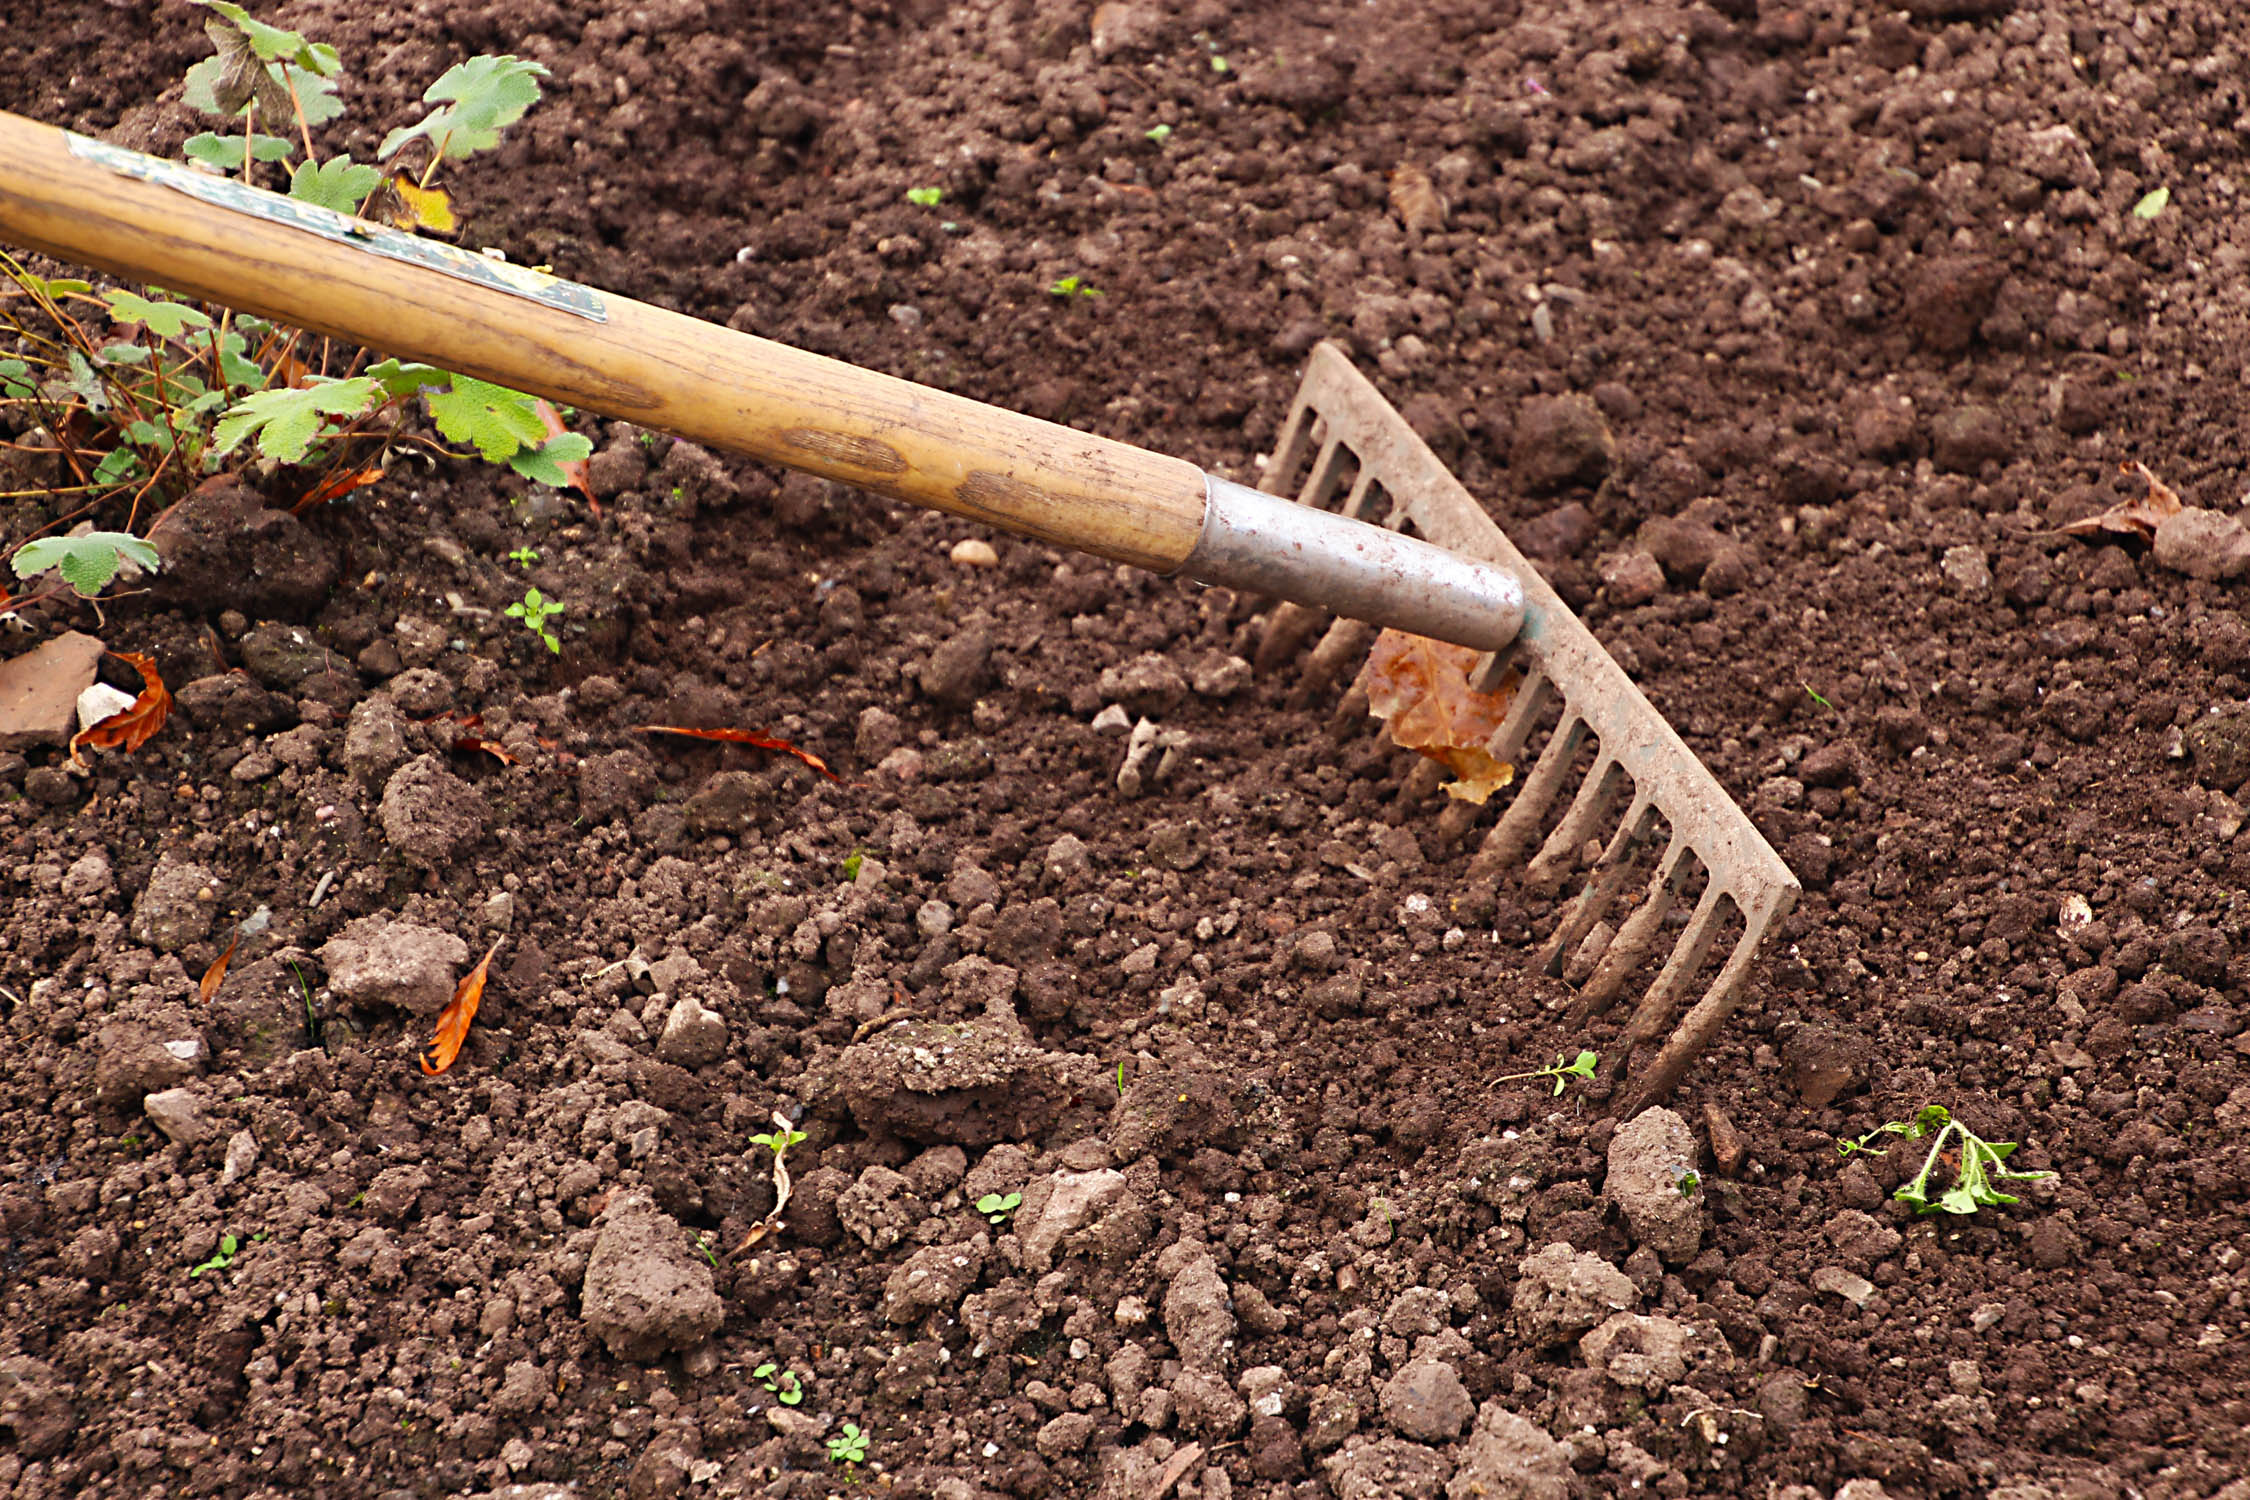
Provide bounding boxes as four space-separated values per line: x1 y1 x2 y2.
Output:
1495 1049 1599 1096
1837 1104 2057 1216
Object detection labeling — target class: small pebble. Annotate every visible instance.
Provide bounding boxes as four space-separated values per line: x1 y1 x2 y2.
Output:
950 538 999 567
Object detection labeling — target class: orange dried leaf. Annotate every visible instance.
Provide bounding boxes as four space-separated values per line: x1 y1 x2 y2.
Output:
2058 461 2183 542
199 929 242 1003
68 651 170 768
535 399 600 517
295 464 384 514
454 735 518 766
1356 629 1518 804
422 939 501 1076
635 724 842 783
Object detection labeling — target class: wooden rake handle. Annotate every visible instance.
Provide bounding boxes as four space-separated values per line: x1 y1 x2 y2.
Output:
0 110 1208 571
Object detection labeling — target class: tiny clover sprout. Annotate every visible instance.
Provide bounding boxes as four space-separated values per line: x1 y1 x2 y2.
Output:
827 1423 869 1466
504 586 563 652
1048 275 1102 299
10 531 162 598
1836 1104 2057 1216
975 1191 1022 1226
752 1362 805 1405
190 1233 240 1278
507 544 539 567
1495 1049 1599 1096
1145 123 1173 144
905 186 944 206
749 1125 807 1155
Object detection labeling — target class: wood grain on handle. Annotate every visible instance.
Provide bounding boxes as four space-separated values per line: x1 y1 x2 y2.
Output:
0 110 1210 572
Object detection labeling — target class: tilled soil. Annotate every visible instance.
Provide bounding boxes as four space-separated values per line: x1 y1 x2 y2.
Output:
4 1 2250 1498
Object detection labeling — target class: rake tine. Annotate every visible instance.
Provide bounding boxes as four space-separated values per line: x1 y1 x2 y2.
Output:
1294 434 1350 508
1617 910 1777 1115
1399 757 1448 806
1523 757 1625 896
1470 714 1585 883
1327 681 1372 740
1267 403 1319 489
1567 831 1690 1024
1538 796 1656 975
1255 601 1330 675
1618 882 1729 1063
1289 616 1378 711
1489 665 1551 765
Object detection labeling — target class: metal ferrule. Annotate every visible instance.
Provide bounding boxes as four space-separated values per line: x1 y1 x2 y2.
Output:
1174 475 1525 653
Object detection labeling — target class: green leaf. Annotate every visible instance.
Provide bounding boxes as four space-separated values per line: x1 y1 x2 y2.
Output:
365 357 447 400
425 375 547 462
66 348 107 410
213 375 381 463
105 291 214 339
379 54 548 162
0 358 33 399
290 67 346 128
288 155 383 213
183 130 297 170
2130 185 2170 220
194 1 332 70
90 449 140 485
906 186 943 206
208 330 266 391
12 532 160 597
99 343 152 367
506 431 591 488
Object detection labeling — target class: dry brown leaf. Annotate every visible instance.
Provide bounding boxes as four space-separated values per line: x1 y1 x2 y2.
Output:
421 939 501 1076
1357 628 1517 803
1389 164 1446 233
2057 460 2183 542
199 929 241 1003
534 398 600 517
68 651 170 768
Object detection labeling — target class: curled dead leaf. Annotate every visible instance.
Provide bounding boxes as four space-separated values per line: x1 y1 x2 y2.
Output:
421 939 501 1076
636 724 841 782
67 651 170 769
1389 164 1446 233
2055 460 2183 542
1357 628 1517 803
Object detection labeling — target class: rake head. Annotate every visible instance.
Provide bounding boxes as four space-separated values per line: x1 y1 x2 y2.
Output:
1254 344 1799 1115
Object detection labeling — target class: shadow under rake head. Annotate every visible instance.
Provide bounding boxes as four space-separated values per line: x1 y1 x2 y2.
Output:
1254 344 1799 1116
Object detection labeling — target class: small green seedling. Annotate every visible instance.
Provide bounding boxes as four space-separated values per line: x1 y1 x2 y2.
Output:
1496 1049 1599 1096
10 531 162 599
2130 186 2170 220
1115 1060 1127 1095
507 544 539 567
749 1125 807 1156
906 186 943 207
693 1232 717 1267
1837 1104 2057 1216
1048 275 1102 300
504 586 563 652
753 1362 805 1406
1674 1168 1701 1200
1802 683 1835 711
975 1191 1022 1226
842 850 865 881
1210 55 1230 73
827 1423 869 1466
191 1233 241 1278
1144 123 1173 144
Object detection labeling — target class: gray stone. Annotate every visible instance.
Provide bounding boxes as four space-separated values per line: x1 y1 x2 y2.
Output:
143 1085 214 1146
92 1021 197 1108
1812 1265 1877 1309
833 1013 1085 1147
364 1164 432 1222
1018 1168 1136 1273
1605 1107 1704 1263
2154 507 2250 582
835 1165 922 1252
1599 550 1664 606
319 917 470 1016
239 623 332 689
1511 1242 1637 1346
128 853 221 951
1941 544 1992 594
579 1193 722 1362
1380 1358 1472 1442
1445 1402 1571 1500
0 632 103 752
1930 406 2014 472
1172 1366 1248 1439
655 995 727 1069
1035 1410 1097 1459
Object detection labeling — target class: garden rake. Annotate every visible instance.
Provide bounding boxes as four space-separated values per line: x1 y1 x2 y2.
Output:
0 110 1795 1109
